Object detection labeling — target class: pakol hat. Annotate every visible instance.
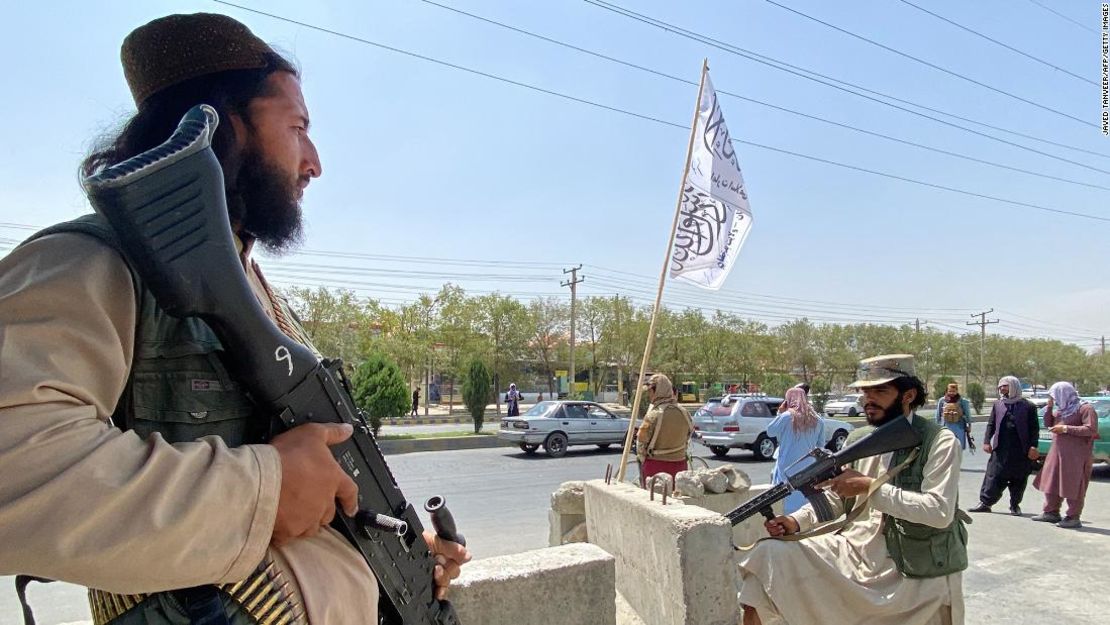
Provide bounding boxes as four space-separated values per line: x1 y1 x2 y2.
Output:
121 13 276 106
849 354 916 389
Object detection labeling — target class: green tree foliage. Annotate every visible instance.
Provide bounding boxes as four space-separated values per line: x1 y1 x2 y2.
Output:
809 378 831 413
350 351 410 436
933 376 957 402
966 382 986 415
462 359 492 433
284 284 1107 405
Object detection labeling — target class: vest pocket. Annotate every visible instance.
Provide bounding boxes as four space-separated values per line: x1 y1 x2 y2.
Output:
129 348 257 446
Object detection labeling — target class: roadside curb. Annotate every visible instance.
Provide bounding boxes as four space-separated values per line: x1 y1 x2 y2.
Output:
379 435 514 455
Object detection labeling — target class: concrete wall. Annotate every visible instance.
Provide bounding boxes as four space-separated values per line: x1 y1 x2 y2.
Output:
583 480 739 625
451 542 616 625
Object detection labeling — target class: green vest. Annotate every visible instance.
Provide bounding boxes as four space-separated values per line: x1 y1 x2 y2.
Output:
26 215 272 625
28 215 266 446
845 415 969 579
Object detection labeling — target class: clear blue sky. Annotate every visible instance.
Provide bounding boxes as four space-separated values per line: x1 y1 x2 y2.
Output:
1 1 1107 349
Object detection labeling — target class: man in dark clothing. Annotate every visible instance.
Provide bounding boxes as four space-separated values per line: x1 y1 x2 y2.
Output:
411 388 421 417
969 375 1040 516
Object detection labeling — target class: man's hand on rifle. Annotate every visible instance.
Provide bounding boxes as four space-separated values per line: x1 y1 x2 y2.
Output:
816 468 873 498
270 423 360 545
765 515 799 537
422 530 472 600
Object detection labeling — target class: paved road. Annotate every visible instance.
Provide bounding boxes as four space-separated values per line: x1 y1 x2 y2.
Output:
5 423 1108 624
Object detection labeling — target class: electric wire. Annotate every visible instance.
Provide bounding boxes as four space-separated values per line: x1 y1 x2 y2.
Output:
208 2 1110 223
762 0 1093 127
416 0 1110 192
1024 0 1097 35
895 0 1093 85
582 0 1110 165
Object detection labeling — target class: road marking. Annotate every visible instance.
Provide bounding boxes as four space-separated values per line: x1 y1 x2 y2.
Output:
971 546 1040 572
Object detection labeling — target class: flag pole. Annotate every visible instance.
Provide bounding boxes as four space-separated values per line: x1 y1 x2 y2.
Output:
616 58 708 483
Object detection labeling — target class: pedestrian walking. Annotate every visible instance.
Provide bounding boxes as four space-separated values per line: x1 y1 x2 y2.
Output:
969 376 1039 516
411 387 420 417
506 383 521 417
1032 382 1099 528
936 382 973 450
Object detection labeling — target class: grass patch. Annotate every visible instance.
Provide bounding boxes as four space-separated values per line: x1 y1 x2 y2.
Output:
378 430 497 440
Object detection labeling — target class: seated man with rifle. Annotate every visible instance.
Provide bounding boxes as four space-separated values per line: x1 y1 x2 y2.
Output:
0 13 468 625
736 354 969 625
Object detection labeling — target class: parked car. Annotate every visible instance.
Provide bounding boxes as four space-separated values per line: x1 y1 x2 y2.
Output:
825 393 864 418
693 395 854 460
1034 396 1110 467
498 400 630 458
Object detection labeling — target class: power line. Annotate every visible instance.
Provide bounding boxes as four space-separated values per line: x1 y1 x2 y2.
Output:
582 0 1110 165
1024 0 1097 34
895 0 1093 85
417 0 1110 192
762 0 1094 128
210 2 1110 223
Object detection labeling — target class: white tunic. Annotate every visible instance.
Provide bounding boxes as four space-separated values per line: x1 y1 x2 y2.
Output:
737 421 965 625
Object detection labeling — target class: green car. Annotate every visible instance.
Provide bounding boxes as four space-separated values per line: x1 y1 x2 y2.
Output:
1035 396 1110 465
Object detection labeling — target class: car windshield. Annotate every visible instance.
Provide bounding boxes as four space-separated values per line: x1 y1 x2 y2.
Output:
523 402 557 417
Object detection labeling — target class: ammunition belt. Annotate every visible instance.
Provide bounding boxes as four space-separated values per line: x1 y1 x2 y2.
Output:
88 558 304 625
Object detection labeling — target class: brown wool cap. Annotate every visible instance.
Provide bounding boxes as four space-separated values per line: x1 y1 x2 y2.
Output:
121 12 275 106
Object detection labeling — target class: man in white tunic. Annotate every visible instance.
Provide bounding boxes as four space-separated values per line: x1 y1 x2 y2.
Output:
738 354 968 625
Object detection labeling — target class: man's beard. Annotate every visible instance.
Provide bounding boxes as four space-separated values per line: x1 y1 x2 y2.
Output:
865 394 905 427
227 149 304 255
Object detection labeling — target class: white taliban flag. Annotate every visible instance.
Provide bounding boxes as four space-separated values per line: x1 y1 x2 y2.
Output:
668 71 753 290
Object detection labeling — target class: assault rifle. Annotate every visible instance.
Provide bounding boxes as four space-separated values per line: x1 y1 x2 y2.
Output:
83 105 462 625
726 416 922 526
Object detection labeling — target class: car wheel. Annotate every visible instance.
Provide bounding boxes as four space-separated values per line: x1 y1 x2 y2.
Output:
596 443 612 450
710 445 730 458
828 429 849 451
544 432 568 458
519 443 539 454
754 435 777 461
847 408 858 417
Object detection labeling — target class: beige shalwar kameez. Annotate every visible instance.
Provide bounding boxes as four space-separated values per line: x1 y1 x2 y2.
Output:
737 421 964 625
0 232 377 624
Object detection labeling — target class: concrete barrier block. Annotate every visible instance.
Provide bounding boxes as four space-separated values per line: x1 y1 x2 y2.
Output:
451 543 616 625
584 480 738 625
548 508 587 546
551 480 587 514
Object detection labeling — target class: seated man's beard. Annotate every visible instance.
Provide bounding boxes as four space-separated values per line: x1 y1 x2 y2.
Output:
228 150 304 255
865 395 905 426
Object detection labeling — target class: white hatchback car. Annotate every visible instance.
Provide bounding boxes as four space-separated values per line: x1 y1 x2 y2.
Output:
695 395 854 460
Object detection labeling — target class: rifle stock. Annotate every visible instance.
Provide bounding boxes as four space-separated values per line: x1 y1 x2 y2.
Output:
84 105 460 625
726 416 921 526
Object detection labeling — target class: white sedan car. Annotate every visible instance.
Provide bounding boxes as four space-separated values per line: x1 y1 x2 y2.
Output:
825 393 865 418
498 400 631 458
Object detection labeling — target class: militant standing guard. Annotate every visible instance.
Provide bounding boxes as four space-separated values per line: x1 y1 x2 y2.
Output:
83 104 463 625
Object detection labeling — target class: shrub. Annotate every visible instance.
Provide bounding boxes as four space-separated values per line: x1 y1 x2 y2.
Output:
350 351 410 436
462 359 492 433
966 382 985 415
809 378 831 414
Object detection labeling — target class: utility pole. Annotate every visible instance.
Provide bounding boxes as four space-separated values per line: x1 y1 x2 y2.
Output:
561 265 584 399
614 294 624 404
967 309 999 386
1102 335 1106 356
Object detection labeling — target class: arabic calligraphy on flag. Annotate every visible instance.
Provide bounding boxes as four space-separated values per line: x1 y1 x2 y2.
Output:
669 72 753 290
